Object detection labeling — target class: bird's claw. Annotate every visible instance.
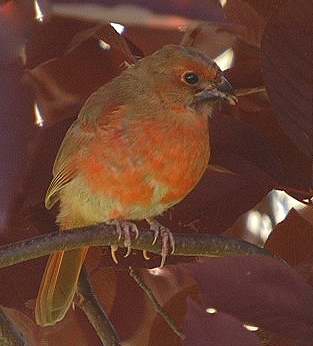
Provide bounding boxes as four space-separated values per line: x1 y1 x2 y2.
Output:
143 250 150 260
152 228 159 245
110 220 139 261
146 219 175 268
111 244 119 264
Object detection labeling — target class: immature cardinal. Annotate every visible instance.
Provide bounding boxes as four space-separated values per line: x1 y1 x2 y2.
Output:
35 45 236 326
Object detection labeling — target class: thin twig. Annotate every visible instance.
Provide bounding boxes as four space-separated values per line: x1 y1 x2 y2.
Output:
129 267 185 339
0 307 29 346
77 267 121 346
0 224 272 270
235 86 267 97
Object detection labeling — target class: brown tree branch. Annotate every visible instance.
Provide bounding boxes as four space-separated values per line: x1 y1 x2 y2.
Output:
77 267 121 346
0 307 29 346
129 267 185 340
235 86 267 97
0 223 271 270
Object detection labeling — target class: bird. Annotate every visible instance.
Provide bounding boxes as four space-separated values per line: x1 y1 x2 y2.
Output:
35 44 236 327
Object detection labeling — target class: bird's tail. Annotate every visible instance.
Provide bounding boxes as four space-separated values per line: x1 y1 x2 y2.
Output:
35 247 88 326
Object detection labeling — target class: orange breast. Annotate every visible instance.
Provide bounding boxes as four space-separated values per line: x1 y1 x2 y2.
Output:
139 118 210 204
77 113 210 219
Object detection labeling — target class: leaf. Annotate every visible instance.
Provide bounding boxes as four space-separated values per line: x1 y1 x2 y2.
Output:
65 23 138 63
89 265 197 345
37 308 101 346
0 1 34 64
223 0 266 47
295 260 313 291
90 267 147 343
0 66 35 234
0 306 40 345
180 22 239 59
146 266 198 346
222 0 290 49
185 256 313 343
24 18 142 126
244 0 286 21
124 25 182 56
223 91 312 197
20 117 74 212
182 299 261 346
265 208 313 265
224 40 263 88
261 0 312 159
0 0 42 236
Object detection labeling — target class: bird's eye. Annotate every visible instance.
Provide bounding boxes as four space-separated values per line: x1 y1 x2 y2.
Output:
182 71 199 85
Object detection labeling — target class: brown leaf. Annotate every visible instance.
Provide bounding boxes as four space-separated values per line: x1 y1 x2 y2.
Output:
124 25 182 56
90 268 147 343
180 22 239 59
223 0 266 47
146 266 198 346
0 1 35 64
225 92 312 197
182 300 261 346
65 23 138 63
37 308 100 346
0 306 41 345
265 208 313 265
186 256 313 343
224 40 263 89
261 0 312 159
90 264 197 345
243 0 286 20
24 18 142 126
0 65 35 234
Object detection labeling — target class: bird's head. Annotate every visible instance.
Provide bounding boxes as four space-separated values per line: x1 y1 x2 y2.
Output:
129 45 237 115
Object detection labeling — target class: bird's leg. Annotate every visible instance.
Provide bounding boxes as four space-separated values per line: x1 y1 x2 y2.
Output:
145 218 175 268
109 220 139 263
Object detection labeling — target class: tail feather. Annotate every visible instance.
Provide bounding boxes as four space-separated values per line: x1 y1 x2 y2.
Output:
35 247 88 326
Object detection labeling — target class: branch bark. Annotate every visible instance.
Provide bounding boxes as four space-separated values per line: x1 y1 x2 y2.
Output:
235 86 266 97
77 267 121 346
0 223 271 270
129 267 184 339
0 307 29 346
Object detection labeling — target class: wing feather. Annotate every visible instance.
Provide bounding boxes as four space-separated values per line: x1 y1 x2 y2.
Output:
45 86 118 209
45 124 92 209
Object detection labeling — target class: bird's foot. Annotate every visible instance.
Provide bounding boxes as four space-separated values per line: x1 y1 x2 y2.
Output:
146 219 175 268
110 220 139 263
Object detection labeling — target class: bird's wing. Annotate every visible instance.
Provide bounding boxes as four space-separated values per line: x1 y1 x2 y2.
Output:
45 87 120 209
44 120 92 209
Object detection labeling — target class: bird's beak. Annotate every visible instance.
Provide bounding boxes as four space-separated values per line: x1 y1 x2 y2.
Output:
193 76 238 106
